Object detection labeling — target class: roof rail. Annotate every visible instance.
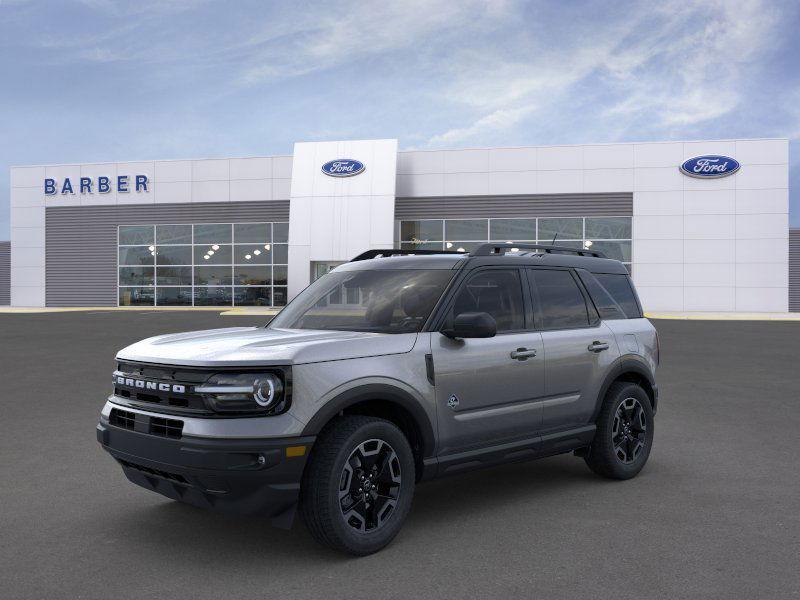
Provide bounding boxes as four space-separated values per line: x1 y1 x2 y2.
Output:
350 249 467 262
470 243 607 258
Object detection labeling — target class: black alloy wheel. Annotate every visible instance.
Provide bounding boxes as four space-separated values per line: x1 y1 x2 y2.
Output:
338 439 402 532
584 381 654 480
300 415 415 555
612 397 647 464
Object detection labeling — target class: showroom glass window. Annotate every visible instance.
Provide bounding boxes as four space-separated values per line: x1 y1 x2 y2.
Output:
118 222 288 307
397 216 632 272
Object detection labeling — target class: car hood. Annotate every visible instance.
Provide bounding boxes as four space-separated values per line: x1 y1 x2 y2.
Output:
116 327 418 367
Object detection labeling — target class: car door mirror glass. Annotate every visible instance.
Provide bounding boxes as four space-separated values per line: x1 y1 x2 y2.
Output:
442 311 497 338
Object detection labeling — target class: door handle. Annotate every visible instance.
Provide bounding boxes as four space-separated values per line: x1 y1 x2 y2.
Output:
510 348 537 360
588 341 610 352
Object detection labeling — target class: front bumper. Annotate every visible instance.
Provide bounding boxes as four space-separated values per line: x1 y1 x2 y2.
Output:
97 416 314 528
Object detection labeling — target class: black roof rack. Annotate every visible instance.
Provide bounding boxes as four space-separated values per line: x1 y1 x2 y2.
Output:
470 243 607 258
350 249 467 262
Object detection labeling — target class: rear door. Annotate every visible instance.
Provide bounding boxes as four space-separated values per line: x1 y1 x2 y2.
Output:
526 268 620 433
431 267 545 455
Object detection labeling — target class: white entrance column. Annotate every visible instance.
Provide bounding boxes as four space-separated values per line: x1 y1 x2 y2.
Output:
287 139 398 299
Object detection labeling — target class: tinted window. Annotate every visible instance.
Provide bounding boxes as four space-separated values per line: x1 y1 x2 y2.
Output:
119 225 153 246
529 269 589 329
489 218 536 241
577 270 626 319
449 270 524 332
538 218 582 241
445 219 487 240
593 273 642 318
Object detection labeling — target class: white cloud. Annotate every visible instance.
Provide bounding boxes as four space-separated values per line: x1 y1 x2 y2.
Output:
239 0 514 85
601 0 781 127
428 105 535 145
422 0 787 146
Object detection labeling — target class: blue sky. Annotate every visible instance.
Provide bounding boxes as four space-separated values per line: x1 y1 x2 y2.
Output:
1 0 799 237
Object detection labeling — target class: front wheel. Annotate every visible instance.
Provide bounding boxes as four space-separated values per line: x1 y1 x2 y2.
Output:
584 382 654 480
300 415 415 555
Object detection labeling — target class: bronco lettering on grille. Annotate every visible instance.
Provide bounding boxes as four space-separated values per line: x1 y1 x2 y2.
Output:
115 376 186 394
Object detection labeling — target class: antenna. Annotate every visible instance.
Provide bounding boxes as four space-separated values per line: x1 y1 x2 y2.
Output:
551 232 558 245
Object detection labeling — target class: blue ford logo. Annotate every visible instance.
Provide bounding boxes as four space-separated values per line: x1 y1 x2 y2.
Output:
680 155 740 178
321 159 365 177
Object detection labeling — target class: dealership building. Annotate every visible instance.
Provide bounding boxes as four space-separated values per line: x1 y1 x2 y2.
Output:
3 137 798 312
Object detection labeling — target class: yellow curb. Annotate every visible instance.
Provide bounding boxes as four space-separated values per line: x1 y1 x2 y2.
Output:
219 308 281 316
0 306 235 314
646 312 800 321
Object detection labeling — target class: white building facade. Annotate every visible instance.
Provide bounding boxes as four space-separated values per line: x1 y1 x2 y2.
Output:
7 137 792 312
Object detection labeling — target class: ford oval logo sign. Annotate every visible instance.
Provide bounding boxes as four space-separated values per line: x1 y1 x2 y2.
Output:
680 155 740 179
321 159 365 177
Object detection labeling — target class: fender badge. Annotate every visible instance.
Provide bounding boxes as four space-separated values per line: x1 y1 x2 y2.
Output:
447 394 459 410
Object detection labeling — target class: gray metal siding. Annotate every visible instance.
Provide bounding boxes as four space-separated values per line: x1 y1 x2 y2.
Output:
0 241 10 306
790 228 800 312
394 193 633 219
46 201 290 307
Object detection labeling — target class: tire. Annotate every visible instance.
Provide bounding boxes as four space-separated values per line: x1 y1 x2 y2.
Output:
584 382 654 480
300 415 415 555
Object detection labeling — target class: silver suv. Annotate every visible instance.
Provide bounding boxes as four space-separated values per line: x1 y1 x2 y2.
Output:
97 243 659 555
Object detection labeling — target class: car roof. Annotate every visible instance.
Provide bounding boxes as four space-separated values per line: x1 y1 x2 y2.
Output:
337 251 629 275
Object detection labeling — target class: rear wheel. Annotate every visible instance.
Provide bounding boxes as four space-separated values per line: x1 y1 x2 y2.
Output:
584 382 654 480
300 415 415 555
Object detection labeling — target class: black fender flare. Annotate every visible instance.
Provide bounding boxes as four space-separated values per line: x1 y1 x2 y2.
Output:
592 356 658 420
301 383 436 458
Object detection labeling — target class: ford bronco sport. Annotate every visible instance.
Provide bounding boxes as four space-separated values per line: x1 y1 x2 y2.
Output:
97 243 658 555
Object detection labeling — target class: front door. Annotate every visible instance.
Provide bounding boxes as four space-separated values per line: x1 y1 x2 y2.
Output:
432 268 545 455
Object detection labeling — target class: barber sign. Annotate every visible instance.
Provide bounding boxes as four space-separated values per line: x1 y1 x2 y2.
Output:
321 159 365 177
680 155 740 179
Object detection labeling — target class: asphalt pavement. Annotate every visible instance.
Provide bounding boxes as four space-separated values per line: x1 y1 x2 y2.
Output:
1 312 798 599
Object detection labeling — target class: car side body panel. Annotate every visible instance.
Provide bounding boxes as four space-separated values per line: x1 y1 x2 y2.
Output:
540 321 622 433
291 333 437 449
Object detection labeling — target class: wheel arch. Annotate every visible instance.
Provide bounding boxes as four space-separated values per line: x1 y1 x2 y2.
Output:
593 357 657 421
301 384 436 481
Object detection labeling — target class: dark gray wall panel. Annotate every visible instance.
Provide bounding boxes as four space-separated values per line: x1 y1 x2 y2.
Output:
46 201 290 307
395 193 633 219
790 228 800 312
0 241 9 306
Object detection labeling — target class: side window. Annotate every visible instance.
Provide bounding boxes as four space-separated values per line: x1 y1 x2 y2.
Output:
576 270 626 320
448 269 525 332
529 269 590 329
592 273 642 318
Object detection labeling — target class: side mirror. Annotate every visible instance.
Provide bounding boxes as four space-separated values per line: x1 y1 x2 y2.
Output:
442 312 497 339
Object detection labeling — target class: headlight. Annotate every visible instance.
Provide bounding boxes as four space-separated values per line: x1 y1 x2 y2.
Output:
195 372 286 414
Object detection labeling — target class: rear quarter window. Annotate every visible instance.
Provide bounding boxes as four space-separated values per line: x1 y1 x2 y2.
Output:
577 270 626 320
591 272 642 318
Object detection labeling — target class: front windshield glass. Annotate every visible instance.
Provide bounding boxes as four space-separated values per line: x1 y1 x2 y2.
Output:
269 269 455 333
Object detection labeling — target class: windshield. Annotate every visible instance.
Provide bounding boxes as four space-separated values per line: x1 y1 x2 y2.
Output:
269 269 455 333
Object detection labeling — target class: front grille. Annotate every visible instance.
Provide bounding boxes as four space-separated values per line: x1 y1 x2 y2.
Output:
109 408 135 430
118 459 188 484
107 407 184 439
114 387 197 410
149 417 183 439
114 361 212 414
